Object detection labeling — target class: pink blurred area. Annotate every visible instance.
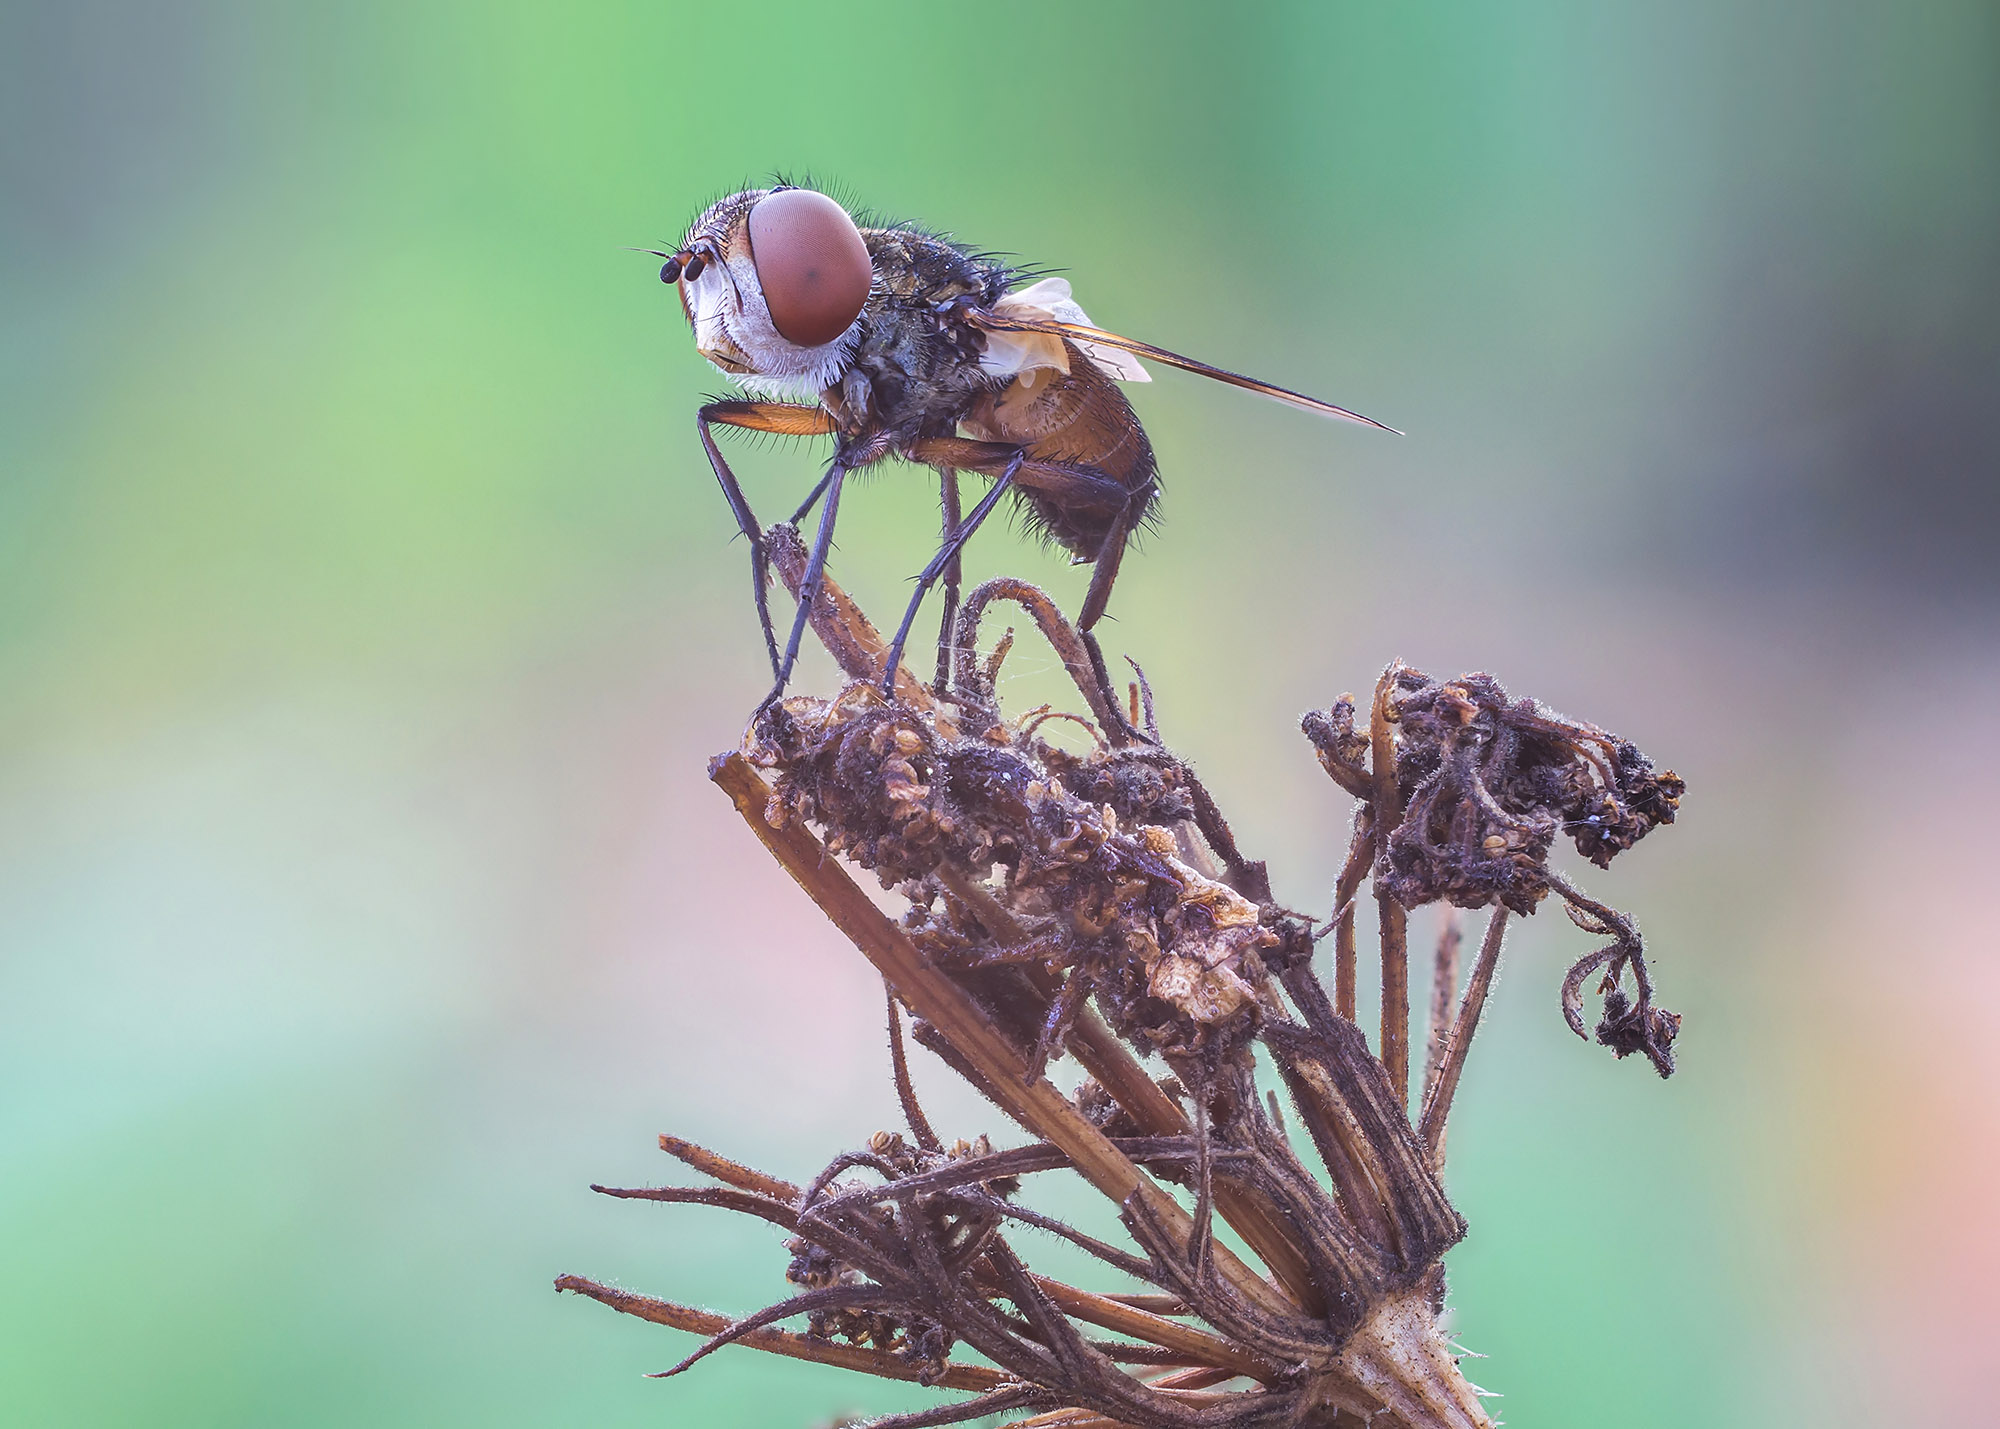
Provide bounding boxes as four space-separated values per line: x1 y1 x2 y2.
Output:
1789 673 2000 1424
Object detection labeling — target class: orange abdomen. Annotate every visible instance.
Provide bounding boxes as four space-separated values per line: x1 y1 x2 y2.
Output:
961 343 1159 559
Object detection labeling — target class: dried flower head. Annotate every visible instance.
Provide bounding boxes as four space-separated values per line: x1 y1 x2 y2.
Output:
1306 671 1684 916
1305 665 1685 1082
560 542 1691 1428
748 682 1277 1062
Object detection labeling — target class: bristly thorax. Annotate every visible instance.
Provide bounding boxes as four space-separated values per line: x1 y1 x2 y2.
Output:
837 227 1015 448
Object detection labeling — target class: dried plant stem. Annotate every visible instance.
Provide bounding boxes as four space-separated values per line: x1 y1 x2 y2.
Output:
1028 1277 1278 1383
887 984 944 1152
926 868 1324 1314
1371 667 1411 1105
1335 1289 1491 1429
553 1275 1011 1391
1417 909 1509 1162
709 751 1297 1322
1422 910 1463 1101
567 538 1688 1428
657 1133 799 1201
995 1372 1247 1429
768 524 935 711
949 576 1130 741
1332 817 1372 1022
996 1412 1119 1429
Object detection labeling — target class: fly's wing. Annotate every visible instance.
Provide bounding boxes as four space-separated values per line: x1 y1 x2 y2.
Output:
979 277 1151 384
968 305 1401 433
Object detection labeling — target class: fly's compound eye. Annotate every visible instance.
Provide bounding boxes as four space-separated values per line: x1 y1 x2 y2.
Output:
746 188 871 348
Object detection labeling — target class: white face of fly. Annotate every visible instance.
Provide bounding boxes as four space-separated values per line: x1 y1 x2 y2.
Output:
674 191 868 402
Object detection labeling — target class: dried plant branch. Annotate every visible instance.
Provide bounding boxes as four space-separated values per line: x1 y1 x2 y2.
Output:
1416 909 1508 1162
657 1133 800 1201
709 749 1295 1322
588 1181 799 1231
566 558 1688 1429
1421 910 1463 1103
1331 820 1371 1022
1309 666 1683 1078
931 861 1325 1314
1548 870 1679 1077
1029 1277 1278 1383
948 576 1124 740
553 1275 1011 1391
887 983 945 1153
861 1385 1053 1429
1371 667 1413 1106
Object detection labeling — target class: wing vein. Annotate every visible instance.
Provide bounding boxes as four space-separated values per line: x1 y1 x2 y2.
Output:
971 311 1401 433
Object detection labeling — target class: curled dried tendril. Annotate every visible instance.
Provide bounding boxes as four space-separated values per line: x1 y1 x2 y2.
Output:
1557 889 1680 1078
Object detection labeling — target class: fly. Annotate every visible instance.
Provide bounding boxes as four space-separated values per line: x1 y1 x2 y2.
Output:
645 183 1397 713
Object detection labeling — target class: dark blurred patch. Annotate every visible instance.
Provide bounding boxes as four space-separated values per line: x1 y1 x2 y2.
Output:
1642 33 2000 600
1665 255 2000 595
0 2 226 278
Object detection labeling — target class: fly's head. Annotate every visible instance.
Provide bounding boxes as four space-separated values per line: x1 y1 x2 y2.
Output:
655 187 874 400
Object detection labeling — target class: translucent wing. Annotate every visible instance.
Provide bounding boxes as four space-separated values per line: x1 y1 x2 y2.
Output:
968 303 1401 433
981 277 1152 384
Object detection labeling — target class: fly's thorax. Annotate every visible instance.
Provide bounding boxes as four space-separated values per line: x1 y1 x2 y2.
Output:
834 230 1015 444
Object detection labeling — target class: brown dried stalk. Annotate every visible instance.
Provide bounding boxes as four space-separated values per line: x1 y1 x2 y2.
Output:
1417 910 1506 1164
562 535 1687 1428
1369 668 1412 1107
1420 911 1462 1104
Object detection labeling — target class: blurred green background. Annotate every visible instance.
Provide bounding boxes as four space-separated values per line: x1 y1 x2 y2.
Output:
4 2 1996 1425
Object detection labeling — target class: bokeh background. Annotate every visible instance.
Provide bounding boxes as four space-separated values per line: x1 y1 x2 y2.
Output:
4 2 1996 1425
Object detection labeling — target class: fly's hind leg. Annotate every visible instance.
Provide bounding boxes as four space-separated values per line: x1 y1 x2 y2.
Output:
1074 482 1158 745
1075 496 1144 632
696 399 838 679
933 468 962 693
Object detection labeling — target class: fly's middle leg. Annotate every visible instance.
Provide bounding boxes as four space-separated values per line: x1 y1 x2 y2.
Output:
882 454 1023 693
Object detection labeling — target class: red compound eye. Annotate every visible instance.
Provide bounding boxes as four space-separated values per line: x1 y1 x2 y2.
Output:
746 189 871 348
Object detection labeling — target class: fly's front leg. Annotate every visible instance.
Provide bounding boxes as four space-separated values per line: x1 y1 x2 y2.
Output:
762 458 848 711
695 400 838 679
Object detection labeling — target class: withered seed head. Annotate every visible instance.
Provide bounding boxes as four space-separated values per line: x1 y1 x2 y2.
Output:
748 687 1277 1057
567 572 1693 1429
1327 670 1686 914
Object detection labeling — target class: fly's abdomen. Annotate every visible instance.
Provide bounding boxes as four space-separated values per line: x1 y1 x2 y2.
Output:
962 343 1158 560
